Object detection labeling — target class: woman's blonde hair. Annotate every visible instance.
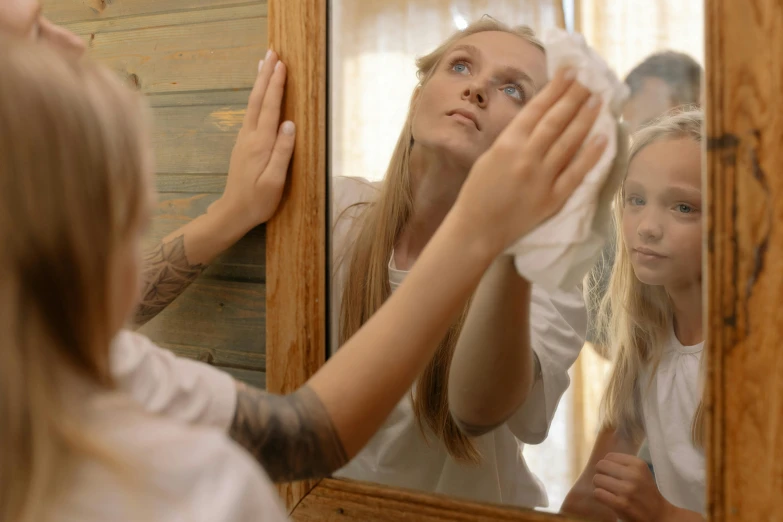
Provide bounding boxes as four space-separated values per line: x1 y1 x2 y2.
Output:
0 36 149 520
338 17 544 462
591 107 705 447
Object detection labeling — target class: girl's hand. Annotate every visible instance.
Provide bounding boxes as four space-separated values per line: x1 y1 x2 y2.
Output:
453 66 609 256
593 453 673 522
209 50 296 233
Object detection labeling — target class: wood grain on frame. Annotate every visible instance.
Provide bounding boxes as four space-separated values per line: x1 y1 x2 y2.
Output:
293 479 575 522
269 0 783 519
705 0 783 520
265 0 328 513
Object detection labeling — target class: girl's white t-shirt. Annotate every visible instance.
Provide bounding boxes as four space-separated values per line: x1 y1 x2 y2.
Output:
641 330 705 515
49 392 288 522
330 176 588 508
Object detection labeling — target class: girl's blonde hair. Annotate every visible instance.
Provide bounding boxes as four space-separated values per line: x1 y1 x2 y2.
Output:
338 17 544 462
0 35 149 521
591 107 705 447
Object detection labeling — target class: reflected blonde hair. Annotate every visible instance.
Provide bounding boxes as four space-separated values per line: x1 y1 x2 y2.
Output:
591 108 705 447
338 17 544 462
0 36 148 521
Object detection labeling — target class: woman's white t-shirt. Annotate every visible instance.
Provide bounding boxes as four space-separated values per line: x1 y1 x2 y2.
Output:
330 176 588 508
50 388 287 522
63 331 287 521
641 330 705 515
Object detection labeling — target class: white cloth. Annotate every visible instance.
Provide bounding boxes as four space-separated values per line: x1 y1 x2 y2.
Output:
110 329 237 431
50 392 287 522
506 27 629 293
641 330 705 515
330 176 587 508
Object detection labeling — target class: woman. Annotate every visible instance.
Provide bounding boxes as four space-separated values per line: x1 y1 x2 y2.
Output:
0 32 605 520
0 0 352 484
332 18 618 507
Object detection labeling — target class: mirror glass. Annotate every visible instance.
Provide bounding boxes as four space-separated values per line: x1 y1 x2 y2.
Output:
328 0 705 515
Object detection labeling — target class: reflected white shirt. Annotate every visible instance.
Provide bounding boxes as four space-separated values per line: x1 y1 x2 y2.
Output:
330 176 588 508
642 330 705 515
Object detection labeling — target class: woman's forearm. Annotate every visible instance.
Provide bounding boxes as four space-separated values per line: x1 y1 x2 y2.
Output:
447 255 535 436
229 382 347 482
306 211 495 460
133 204 250 327
228 211 496 479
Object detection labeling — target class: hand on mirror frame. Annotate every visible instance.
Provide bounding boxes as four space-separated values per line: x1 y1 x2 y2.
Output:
209 50 297 233
452 65 609 256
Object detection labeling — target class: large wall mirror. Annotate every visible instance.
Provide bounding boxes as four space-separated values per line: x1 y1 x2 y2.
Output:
265 0 782 520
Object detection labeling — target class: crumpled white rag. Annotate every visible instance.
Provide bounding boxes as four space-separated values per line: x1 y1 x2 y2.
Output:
505 27 629 292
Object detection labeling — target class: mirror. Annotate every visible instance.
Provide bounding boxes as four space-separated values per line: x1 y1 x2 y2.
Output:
327 0 705 516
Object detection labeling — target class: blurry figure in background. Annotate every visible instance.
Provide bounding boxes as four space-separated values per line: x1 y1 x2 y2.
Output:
622 51 703 135
585 50 703 476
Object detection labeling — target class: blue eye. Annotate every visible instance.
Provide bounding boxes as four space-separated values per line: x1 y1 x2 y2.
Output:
626 196 644 206
503 85 524 100
676 204 694 214
452 61 469 74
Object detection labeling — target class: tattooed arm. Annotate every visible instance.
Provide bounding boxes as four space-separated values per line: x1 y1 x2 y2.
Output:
132 201 249 327
134 234 207 326
133 52 296 327
224 212 495 480
229 382 348 482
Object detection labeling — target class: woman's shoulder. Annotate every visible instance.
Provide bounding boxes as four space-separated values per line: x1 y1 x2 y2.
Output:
61 398 287 521
332 175 381 219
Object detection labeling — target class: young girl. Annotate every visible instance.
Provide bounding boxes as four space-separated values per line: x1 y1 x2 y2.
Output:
0 33 605 521
561 109 705 521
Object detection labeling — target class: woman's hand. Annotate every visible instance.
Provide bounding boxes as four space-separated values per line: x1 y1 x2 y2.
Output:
453 66 609 256
593 453 692 522
209 50 297 233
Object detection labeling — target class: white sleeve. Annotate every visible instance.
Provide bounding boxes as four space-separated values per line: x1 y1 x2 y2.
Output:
109 330 238 431
192 439 288 522
506 284 587 444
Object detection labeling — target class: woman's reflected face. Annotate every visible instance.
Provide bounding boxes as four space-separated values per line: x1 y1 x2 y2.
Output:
410 31 547 168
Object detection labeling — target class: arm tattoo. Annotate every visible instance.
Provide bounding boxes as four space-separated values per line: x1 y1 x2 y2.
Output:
133 235 206 327
229 382 348 483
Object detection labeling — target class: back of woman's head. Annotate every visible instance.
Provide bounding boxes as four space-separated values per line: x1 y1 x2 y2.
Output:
0 34 149 521
594 107 704 445
338 17 543 462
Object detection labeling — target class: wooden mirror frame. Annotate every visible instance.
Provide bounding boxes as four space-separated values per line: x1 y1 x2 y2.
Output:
265 0 783 519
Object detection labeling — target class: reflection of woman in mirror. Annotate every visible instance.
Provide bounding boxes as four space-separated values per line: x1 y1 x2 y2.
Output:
1 26 605 520
562 110 705 521
332 18 614 507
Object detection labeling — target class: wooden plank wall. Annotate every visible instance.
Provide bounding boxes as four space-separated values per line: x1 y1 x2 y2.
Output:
46 0 269 389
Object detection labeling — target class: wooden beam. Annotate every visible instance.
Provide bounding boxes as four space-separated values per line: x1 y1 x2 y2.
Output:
265 0 328 513
705 0 783 520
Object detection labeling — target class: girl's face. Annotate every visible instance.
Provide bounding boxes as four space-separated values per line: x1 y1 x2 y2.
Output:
621 137 703 289
410 30 547 169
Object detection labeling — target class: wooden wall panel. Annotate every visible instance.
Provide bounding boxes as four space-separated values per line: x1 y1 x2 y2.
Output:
70 14 266 94
47 1 270 389
149 102 244 175
44 0 265 24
